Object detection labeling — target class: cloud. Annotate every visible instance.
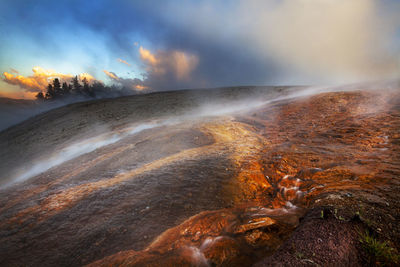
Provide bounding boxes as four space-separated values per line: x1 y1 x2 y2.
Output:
105 46 199 91
172 51 199 81
2 71 44 92
0 90 37 100
158 0 400 84
103 70 147 91
139 47 158 66
103 70 119 80
244 0 399 82
3 0 398 97
139 46 199 83
78 73 96 83
117 58 131 66
2 66 97 93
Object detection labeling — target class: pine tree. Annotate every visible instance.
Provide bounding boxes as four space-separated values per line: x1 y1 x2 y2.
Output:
35 92 45 100
71 76 81 94
62 82 70 95
46 84 55 99
82 77 90 96
53 78 61 97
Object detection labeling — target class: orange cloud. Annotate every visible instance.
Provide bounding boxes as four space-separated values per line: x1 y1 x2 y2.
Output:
0 90 37 100
139 46 199 81
171 51 199 81
139 46 158 66
103 70 119 80
2 67 97 93
2 71 44 92
117 58 131 66
105 46 199 92
134 85 148 90
78 73 96 82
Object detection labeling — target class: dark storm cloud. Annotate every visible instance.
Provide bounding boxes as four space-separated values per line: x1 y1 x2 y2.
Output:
154 0 400 85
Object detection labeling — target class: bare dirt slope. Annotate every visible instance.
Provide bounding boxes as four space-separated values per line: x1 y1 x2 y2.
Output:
0 86 399 266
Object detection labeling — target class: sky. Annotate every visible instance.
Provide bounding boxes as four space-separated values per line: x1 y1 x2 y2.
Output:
0 0 399 99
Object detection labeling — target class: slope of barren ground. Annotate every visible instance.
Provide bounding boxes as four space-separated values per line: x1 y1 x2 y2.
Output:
0 86 399 266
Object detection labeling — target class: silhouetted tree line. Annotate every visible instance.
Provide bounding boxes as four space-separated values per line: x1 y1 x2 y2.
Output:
35 76 132 101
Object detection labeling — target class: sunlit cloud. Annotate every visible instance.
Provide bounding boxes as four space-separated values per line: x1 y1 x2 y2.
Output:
104 46 199 91
117 58 131 66
2 71 44 92
0 90 37 100
1 66 97 93
103 70 119 80
172 51 199 81
134 84 148 90
139 46 199 82
78 73 96 82
139 46 158 66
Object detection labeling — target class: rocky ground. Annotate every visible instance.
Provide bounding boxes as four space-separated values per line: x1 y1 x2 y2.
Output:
0 85 399 266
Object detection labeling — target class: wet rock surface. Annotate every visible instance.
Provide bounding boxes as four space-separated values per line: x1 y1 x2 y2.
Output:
0 87 399 266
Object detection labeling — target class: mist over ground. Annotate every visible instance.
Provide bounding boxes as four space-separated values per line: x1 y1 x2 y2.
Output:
0 85 291 187
0 85 139 131
2 80 398 188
